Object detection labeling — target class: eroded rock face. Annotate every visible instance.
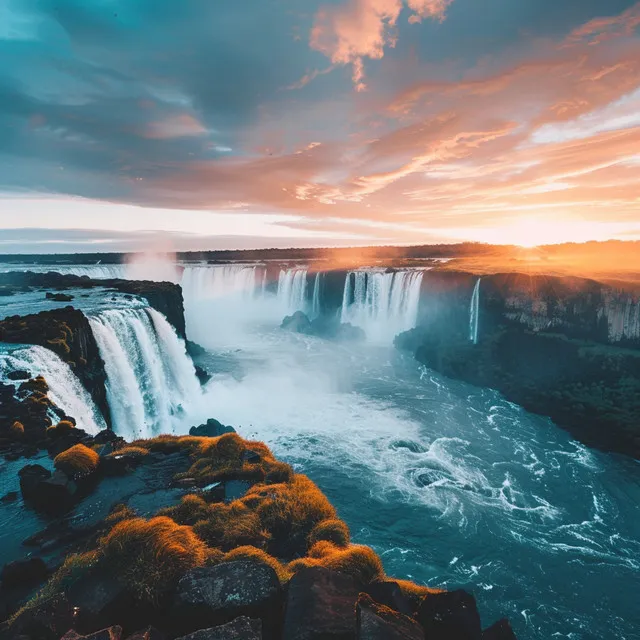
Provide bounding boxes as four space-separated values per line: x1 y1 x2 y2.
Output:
175 617 262 640
282 566 359 640
481 619 517 639
356 593 424 640
172 561 281 636
189 419 235 438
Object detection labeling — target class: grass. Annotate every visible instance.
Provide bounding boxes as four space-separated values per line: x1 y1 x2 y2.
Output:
99 516 210 603
54 443 100 477
106 445 149 459
9 421 24 438
47 419 75 437
223 545 291 583
308 518 350 548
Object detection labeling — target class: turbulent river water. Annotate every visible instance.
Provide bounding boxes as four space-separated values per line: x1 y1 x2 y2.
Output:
2 262 639 639
184 315 640 640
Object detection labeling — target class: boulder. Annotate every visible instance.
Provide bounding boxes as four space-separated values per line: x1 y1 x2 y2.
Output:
66 571 129 630
60 627 122 640
416 590 481 640
194 366 211 386
1 491 19 503
281 311 312 334
172 561 281 636
7 370 30 381
1 557 49 588
5 593 73 639
123 627 165 640
189 418 235 438
482 619 517 639
364 581 414 616
356 593 424 640
45 292 74 302
175 617 262 640
19 464 53 500
282 566 359 640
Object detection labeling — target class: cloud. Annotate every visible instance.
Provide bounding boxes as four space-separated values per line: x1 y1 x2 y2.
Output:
310 0 453 90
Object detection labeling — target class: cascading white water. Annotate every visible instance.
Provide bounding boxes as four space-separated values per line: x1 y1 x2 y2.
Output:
88 308 200 439
311 273 322 318
470 278 481 344
341 270 424 343
277 268 308 314
181 265 262 303
0 345 106 434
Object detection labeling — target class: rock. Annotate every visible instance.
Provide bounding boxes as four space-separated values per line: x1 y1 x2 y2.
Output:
93 430 121 445
123 627 165 640
194 366 211 386
416 590 481 640
6 593 72 639
7 370 30 381
364 581 414 616
199 482 225 503
45 292 74 302
66 571 128 630
1 490 19 503
281 311 312 334
1 557 49 588
189 419 235 438
60 627 122 640
19 464 53 500
242 450 261 464
175 617 262 639
282 566 359 640
172 561 281 636
356 593 424 640
482 619 517 639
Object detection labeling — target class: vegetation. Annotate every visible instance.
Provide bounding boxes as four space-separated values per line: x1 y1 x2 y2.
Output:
9 421 24 438
47 419 75 437
54 443 100 477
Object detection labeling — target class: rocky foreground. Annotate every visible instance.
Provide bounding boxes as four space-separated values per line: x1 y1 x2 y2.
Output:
0 379 517 640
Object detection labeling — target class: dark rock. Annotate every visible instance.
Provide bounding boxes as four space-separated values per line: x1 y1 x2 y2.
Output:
19 464 52 501
1 491 19 504
282 566 359 640
60 627 122 640
281 311 312 334
242 450 261 464
123 627 165 640
189 419 235 438
1 557 49 589
356 593 424 640
194 366 211 386
45 292 74 302
185 340 207 357
7 370 30 381
19 465 78 514
5 593 72 639
172 561 281 636
364 581 414 616
93 430 121 445
482 619 517 639
416 590 481 640
175 617 262 639
199 482 225 503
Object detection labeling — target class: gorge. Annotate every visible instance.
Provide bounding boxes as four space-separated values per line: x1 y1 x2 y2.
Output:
0 255 639 640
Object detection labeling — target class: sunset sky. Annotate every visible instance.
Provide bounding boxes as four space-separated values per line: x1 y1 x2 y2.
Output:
1 0 639 252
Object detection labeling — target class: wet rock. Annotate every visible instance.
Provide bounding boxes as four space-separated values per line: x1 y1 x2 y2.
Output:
189 419 235 438
19 464 78 514
194 366 211 386
356 593 424 640
416 590 481 640
7 370 30 381
93 430 122 446
364 581 414 616
282 566 359 640
1 557 49 589
175 617 262 639
1 491 19 504
482 619 517 639
281 311 312 334
19 464 53 500
60 627 122 640
45 292 74 302
172 561 281 636
66 571 128 630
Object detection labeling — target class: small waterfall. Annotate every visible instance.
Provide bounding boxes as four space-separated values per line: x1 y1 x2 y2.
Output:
311 273 322 318
0 345 106 434
277 268 308 314
470 278 481 344
340 270 424 343
181 265 262 303
89 308 200 439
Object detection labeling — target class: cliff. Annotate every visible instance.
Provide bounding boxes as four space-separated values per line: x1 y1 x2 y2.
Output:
395 271 640 458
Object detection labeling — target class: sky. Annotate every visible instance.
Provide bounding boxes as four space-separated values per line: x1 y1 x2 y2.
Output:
0 0 639 253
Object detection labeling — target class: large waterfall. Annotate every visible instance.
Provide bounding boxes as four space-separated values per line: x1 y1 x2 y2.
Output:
89 307 200 439
341 270 424 343
470 278 481 344
277 268 308 314
0 345 106 434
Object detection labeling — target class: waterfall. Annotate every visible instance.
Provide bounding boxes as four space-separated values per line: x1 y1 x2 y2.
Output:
340 270 424 343
181 265 261 304
277 268 308 314
89 308 200 439
0 345 106 434
470 278 481 344
311 273 322 318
